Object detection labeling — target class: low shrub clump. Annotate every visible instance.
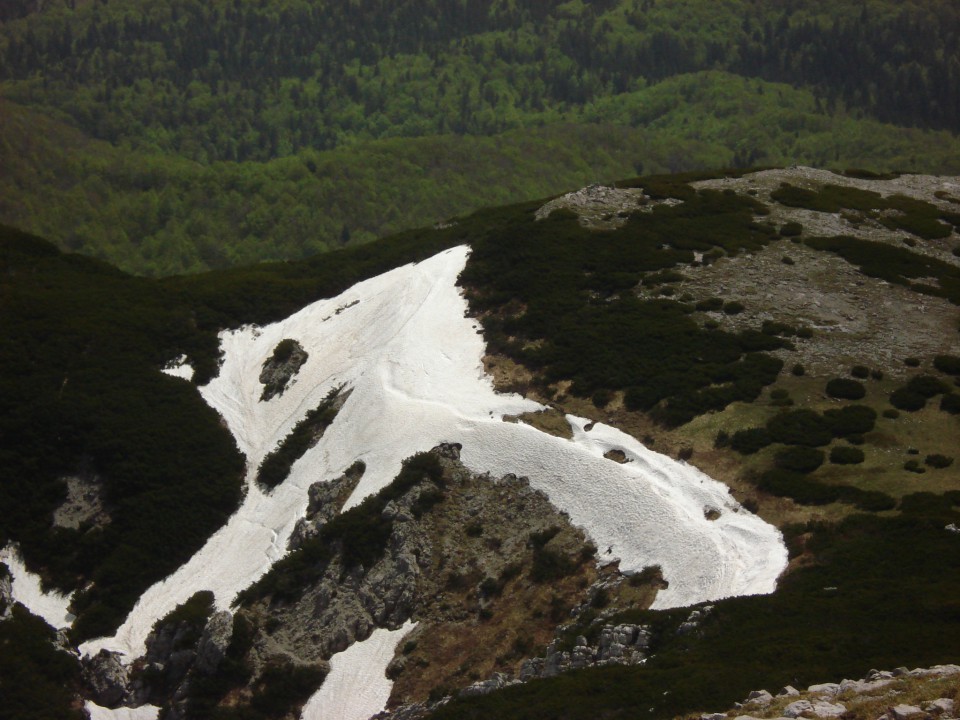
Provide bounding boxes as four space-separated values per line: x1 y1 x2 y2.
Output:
774 446 825 473
824 405 877 437
941 394 960 414
890 388 927 411
925 454 954 469
730 428 773 455
779 221 803 237
850 365 870 379
766 410 833 447
826 378 867 400
256 388 343 490
934 354 960 375
906 374 950 398
830 446 865 465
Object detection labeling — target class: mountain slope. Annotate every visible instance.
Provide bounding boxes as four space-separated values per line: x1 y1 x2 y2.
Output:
0 167 959 720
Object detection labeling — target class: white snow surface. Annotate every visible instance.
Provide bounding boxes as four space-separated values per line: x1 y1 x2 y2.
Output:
80 244 786 667
300 621 415 720
0 543 74 628
84 701 159 720
161 354 194 381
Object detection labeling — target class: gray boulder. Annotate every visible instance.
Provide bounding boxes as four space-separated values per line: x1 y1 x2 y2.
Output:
195 611 233 675
889 705 924 720
83 650 130 707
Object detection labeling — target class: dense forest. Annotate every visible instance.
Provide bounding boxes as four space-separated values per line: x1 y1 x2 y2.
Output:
3 0 959 161
3 0 960 275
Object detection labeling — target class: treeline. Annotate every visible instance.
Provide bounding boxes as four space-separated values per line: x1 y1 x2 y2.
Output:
1 0 958 164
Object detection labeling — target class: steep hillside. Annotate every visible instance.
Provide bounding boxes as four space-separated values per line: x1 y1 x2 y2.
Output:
0 167 958 720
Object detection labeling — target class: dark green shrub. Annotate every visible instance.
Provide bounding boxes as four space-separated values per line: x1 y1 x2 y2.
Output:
890 388 927 411
902 237 918 248
762 321 796 337
704 319 720 329
758 470 840 505
904 460 926 473
830 446 865 465
792 363 805 376
795 326 814 339
695 297 724 312
826 378 867 400
531 548 577 583
871 369 885 380
824 405 877 436
766 410 833 447
925 454 954 469
851 365 870 379
774 446 825 474
941 393 960 414
730 428 772 454
269 338 300 364
257 389 342 489
779 222 803 237
905 357 921 367
723 301 745 315
906 374 950 398
591 388 614 408
839 487 897 512
883 408 900 418
933 355 960 376
781 256 795 265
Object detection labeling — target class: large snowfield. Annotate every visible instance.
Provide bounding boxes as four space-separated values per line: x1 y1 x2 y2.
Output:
74 245 787 718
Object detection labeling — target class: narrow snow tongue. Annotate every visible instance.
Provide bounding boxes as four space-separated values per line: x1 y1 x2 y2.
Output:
84 701 160 720
0 543 75 629
300 621 416 720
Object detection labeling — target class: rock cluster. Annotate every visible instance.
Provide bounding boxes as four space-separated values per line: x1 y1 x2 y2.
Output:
534 184 651 229
517 623 650 681
81 608 235 717
702 664 960 720
289 463 364 549
0 563 12 620
259 338 309 401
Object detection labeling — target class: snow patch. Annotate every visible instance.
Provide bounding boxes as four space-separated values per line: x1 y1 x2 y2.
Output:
300 621 415 720
80 244 786 671
161 354 194 381
0 543 74 628
84 701 160 720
